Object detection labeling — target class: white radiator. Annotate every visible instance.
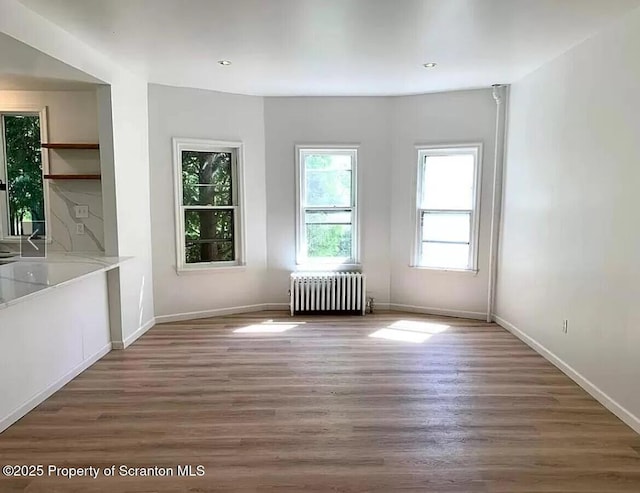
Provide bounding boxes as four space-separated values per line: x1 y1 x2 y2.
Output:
290 272 366 316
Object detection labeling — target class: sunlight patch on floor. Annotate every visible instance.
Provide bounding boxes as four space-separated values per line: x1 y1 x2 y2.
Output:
388 320 449 334
369 328 433 343
369 320 450 343
234 320 302 333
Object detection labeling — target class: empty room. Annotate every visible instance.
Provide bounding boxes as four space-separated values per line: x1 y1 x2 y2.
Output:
0 0 639 491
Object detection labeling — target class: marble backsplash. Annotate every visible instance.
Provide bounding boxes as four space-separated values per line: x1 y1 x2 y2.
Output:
48 180 104 252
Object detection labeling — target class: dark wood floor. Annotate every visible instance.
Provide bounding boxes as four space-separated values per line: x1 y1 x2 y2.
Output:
1 311 639 492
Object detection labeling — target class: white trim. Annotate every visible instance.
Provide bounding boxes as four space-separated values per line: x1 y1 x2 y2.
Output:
264 302 290 311
155 303 489 323
295 145 360 266
112 317 156 350
172 138 246 272
494 315 640 436
156 304 312 325
0 106 50 241
0 342 111 434
388 303 487 320
176 264 247 275
295 263 362 272
412 143 483 271
409 266 479 275
155 304 275 324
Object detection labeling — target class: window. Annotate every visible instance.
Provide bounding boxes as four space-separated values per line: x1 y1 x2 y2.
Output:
415 145 481 270
173 138 244 271
296 147 358 265
0 111 48 239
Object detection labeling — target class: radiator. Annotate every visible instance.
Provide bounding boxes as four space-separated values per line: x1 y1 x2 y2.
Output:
290 272 366 316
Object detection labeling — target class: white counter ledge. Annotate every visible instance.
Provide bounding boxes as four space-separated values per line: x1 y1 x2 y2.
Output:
0 252 130 310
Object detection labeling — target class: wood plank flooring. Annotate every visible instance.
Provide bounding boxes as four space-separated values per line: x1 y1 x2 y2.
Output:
1 311 639 492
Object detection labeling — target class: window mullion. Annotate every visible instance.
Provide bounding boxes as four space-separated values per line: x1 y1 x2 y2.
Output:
303 206 353 211
183 205 237 210
423 240 471 245
422 209 472 214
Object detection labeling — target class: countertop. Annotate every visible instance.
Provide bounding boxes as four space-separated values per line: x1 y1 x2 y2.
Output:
0 252 129 310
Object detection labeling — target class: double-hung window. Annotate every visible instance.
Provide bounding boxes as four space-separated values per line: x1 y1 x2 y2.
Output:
0 110 48 240
173 138 244 271
296 147 358 265
415 145 481 271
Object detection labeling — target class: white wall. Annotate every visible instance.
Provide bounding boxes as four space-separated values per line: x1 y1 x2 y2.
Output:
0 89 104 252
264 92 497 313
390 89 496 318
150 90 496 317
148 84 268 319
106 75 155 342
496 8 640 431
0 4 498 328
390 90 497 317
264 97 393 304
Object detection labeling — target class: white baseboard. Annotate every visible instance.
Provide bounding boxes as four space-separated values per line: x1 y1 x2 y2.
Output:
494 315 640 436
155 304 276 324
112 318 156 350
388 303 487 320
263 302 290 311
155 302 488 323
370 301 391 310
0 343 112 434
122 317 156 349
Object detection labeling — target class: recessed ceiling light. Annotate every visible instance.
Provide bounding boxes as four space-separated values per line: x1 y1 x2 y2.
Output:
218 60 232 66
423 62 437 68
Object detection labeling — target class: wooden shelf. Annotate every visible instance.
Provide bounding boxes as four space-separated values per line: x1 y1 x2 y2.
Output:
44 174 101 180
41 143 99 150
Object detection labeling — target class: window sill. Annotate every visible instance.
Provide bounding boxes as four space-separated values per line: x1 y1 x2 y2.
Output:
410 265 479 275
176 263 246 275
295 263 362 273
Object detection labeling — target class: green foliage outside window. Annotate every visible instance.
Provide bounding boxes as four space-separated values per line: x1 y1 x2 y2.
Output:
303 153 353 259
182 151 234 263
3 115 45 236
307 222 352 258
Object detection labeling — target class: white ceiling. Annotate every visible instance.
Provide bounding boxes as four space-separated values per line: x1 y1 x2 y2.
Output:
0 74 99 91
0 31 103 90
19 0 640 96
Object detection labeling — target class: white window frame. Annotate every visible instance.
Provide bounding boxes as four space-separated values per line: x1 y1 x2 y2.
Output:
0 106 50 242
413 144 482 272
295 145 360 268
172 138 246 273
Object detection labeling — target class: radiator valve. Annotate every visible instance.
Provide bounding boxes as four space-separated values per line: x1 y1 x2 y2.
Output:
366 297 374 314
